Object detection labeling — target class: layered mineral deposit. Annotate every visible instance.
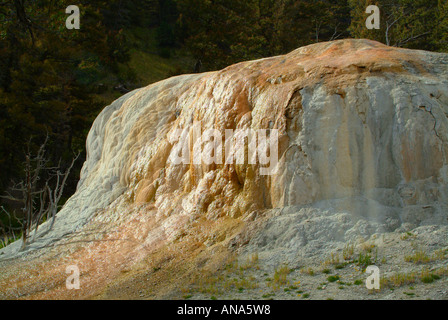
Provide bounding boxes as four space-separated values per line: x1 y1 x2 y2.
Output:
1 39 447 299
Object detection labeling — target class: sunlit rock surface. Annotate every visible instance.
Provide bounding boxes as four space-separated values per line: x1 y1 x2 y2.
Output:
1 39 447 298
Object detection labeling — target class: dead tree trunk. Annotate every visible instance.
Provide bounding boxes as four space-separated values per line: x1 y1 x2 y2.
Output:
1 136 78 251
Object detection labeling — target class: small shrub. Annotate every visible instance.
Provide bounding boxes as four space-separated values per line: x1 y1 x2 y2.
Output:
322 268 331 274
269 265 291 290
401 232 416 240
301 267 315 276
327 275 340 283
353 279 363 286
405 249 431 264
360 242 376 253
330 252 340 265
382 272 417 288
356 251 377 270
240 252 260 271
289 285 298 290
335 263 347 270
343 243 355 260
420 269 441 284
434 249 447 261
250 252 259 264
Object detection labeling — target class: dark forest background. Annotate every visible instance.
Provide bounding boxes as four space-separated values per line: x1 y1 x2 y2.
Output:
0 0 447 241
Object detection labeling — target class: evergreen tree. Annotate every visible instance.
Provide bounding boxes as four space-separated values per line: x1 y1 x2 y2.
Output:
0 0 130 208
348 0 445 51
434 0 448 51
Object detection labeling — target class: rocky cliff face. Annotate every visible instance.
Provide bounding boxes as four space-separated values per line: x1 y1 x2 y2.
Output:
1 39 448 299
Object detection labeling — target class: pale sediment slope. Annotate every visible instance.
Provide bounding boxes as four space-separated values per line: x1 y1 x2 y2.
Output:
1 39 447 299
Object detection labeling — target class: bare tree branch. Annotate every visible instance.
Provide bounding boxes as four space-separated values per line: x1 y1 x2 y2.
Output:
395 31 431 47
386 14 402 46
330 23 344 41
1 135 78 251
315 20 322 42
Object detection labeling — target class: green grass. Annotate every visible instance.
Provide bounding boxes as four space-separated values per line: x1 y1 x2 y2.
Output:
0 230 21 249
354 279 363 286
289 285 298 290
114 27 195 90
355 251 377 270
420 269 442 284
327 275 340 283
86 26 194 114
124 49 184 86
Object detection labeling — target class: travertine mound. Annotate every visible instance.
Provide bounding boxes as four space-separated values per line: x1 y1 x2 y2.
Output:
1 39 447 298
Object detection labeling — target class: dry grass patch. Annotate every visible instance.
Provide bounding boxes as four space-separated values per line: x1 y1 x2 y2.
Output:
268 265 291 290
